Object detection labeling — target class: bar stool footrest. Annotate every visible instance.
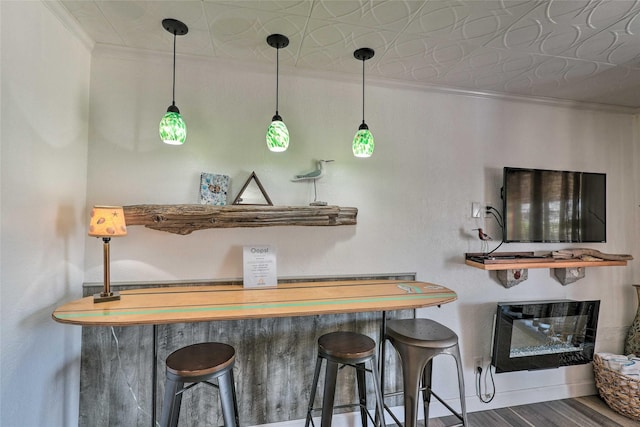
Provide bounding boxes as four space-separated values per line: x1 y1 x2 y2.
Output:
429 389 465 423
308 403 376 417
382 387 465 425
382 403 403 427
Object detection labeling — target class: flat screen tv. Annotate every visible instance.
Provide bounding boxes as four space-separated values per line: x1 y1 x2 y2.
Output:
502 167 606 243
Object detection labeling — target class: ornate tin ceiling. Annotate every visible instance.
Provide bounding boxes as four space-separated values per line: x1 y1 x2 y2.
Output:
57 0 640 109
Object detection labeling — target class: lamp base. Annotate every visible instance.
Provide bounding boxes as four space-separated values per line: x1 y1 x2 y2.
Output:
93 291 121 303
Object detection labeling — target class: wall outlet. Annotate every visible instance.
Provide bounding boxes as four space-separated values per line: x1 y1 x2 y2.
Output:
474 356 484 373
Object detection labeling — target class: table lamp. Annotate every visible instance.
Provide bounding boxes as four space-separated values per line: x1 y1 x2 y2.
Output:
88 206 127 303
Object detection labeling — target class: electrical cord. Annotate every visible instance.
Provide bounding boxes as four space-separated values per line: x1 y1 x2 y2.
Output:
485 206 503 227
486 239 504 255
487 212 503 229
111 326 159 426
475 362 496 403
485 205 504 255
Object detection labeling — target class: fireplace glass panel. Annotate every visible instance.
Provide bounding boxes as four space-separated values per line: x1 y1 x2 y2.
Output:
492 300 600 373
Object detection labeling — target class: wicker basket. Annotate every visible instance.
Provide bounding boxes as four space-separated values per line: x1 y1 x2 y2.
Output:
593 354 640 421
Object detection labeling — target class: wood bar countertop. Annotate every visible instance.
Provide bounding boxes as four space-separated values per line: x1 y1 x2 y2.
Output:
52 279 457 326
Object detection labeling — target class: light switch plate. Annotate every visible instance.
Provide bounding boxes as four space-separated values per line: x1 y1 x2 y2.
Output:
472 202 481 218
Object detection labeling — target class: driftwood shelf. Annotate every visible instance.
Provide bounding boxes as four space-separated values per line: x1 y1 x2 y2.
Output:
123 204 358 235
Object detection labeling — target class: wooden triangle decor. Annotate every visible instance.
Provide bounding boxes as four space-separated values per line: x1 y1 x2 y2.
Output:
232 171 273 206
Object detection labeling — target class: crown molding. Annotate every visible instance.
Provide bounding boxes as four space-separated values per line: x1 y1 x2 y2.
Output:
43 0 95 52
92 43 639 115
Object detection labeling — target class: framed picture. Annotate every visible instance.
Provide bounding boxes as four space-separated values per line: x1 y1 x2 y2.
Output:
200 173 230 205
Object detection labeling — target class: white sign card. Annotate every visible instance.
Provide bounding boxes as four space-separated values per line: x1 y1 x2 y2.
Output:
243 245 277 288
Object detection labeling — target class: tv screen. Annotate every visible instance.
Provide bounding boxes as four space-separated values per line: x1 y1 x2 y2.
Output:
502 167 606 243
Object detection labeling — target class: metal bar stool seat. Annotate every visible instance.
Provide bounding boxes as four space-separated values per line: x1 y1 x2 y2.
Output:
160 342 239 427
385 319 467 427
305 331 386 427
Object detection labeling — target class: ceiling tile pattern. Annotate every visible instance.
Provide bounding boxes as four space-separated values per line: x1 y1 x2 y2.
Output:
58 0 640 108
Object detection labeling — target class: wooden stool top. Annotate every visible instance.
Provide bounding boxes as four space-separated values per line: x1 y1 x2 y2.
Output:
318 331 376 360
386 319 458 349
166 342 235 378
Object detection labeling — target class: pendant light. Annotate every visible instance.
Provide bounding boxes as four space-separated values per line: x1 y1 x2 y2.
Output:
266 34 290 152
159 18 188 145
352 48 375 158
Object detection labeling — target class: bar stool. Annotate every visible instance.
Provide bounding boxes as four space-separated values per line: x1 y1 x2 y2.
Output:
385 319 467 427
305 331 386 427
160 342 239 427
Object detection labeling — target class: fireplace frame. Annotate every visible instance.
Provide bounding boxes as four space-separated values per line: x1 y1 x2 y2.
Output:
491 299 600 373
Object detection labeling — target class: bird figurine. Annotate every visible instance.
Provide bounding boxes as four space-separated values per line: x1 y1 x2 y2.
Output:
292 160 334 206
473 228 492 253
474 228 492 241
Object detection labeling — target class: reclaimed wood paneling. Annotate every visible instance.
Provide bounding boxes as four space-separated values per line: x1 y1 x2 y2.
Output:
79 281 156 427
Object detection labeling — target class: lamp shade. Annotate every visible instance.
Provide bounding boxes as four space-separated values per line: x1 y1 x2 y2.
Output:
89 206 127 237
266 115 289 152
352 123 374 158
159 108 187 145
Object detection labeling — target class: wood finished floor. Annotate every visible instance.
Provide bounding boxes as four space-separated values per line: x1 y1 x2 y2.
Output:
429 396 639 427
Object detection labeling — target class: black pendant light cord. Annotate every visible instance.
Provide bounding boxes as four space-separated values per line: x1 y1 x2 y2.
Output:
266 34 289 121
171 31 176 107
361 59 365 124
275 46 280 115
161 18 187 116
353 47 373 127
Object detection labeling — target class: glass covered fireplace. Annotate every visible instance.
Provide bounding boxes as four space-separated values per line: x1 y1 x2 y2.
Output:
491 300 600 373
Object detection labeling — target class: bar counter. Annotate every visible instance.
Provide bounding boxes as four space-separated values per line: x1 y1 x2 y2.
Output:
53 276 457 426
53 279 457 326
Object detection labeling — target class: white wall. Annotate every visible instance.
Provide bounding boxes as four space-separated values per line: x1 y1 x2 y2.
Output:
85 44 639 419
0 2 91 426
0 1 638 426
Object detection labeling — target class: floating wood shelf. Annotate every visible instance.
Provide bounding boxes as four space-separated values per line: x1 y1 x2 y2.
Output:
465 258 628 271
123 204 357 235
465 252 629 287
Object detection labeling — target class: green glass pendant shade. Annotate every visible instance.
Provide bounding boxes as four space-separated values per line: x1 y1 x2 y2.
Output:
266 114 289 152
159 107 187 145
352 123 374 157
